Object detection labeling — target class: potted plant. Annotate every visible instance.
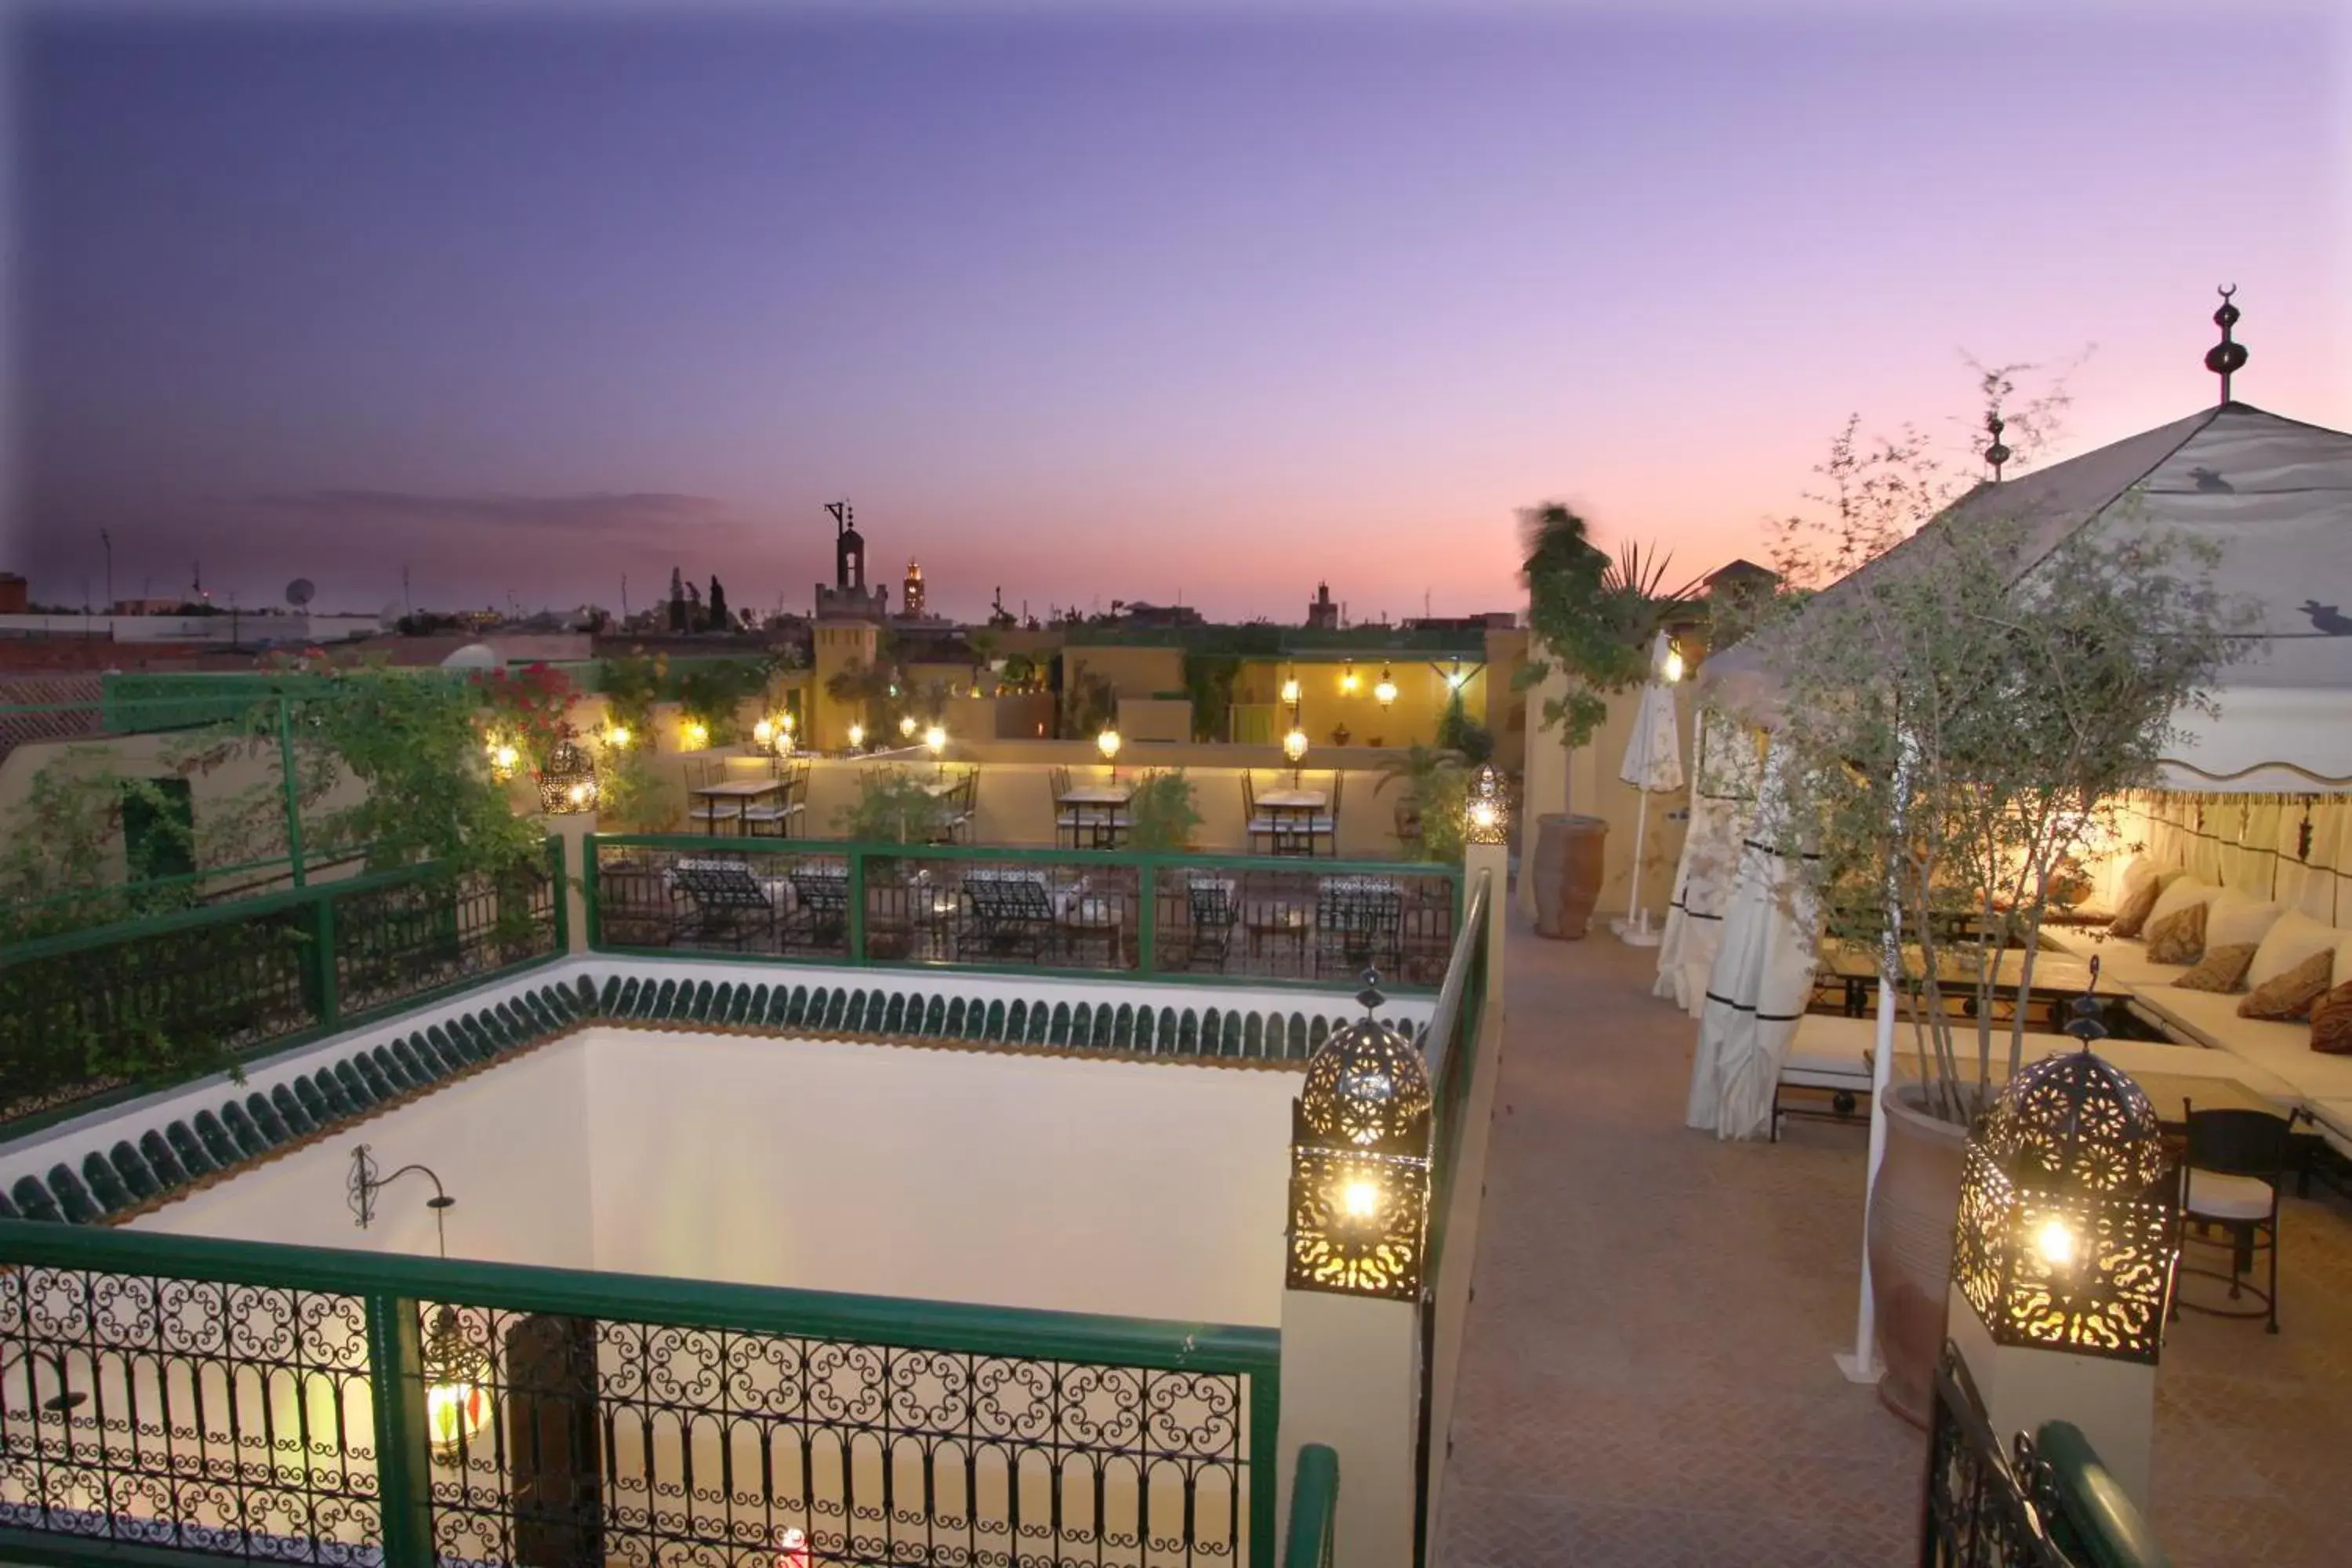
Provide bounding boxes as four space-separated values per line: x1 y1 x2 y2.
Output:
1516 503 1700 938
1374 744 1465 854
1754 499 2249 1425
1124 768 1203 853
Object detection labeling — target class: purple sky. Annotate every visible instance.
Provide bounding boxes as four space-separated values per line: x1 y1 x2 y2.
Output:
5 2 2347 622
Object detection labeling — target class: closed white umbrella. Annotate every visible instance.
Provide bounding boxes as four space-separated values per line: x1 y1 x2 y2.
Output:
1654 711 1761 1014
1614 632 1685 946
1686 739 1819 1139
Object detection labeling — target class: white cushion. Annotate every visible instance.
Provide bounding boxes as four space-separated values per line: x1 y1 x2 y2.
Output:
2183 1169 2274 1222
2246 909 2340 991
2129 986 2352 1101
2114 855 2166 902
2146 877 2220 928
2205 891 2285 951
2042 929 2191 989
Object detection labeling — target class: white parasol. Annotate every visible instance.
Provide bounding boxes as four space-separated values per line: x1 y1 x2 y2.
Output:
1613 631 1685 946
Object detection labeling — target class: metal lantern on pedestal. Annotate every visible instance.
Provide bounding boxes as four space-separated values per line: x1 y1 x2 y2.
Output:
1287 973 1434 1300
1463 763 1510 846
537 739 597 815
1282 724 1309 787
1951 978 2179 1363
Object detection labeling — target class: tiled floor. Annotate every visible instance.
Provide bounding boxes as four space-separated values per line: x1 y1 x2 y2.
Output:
1435 912 2352 1566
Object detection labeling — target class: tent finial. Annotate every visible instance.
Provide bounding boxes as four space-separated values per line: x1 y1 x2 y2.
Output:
1983 410 2011 483
2205 284 2248 405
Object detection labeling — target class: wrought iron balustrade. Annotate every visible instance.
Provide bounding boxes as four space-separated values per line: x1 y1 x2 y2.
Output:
1 843 563 1132
0 1221 1279 1568
587 835 1462 990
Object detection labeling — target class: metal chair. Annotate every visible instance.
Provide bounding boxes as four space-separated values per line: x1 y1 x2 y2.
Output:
1047 767 1081 849
1240 771 1277 856
1310 770 1344 858
1314 877 1403 978
1183 874 1239 971
2172 1102 2292 1333
685 758 742 837
670 861 774 949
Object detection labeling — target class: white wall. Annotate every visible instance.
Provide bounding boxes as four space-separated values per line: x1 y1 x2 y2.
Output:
122 1015 1298 1330
583 1029 1296 1325
132 1042 597 1272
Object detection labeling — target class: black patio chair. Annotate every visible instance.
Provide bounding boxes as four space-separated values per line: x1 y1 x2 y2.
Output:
671 862 775 950
2172 1102 2294 1333
784 866 851 949
966 872 1060 961
1184 875 1240 971
1314 877 1403 978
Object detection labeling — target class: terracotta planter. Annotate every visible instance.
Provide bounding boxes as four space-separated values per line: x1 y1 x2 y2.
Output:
1867 1083 1972 1428
1531 813 1607 940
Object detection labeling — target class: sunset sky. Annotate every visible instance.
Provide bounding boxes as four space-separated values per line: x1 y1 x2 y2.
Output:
5 1 2347 622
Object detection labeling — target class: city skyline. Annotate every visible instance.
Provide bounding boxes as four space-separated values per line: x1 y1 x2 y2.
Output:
5 2 2347 621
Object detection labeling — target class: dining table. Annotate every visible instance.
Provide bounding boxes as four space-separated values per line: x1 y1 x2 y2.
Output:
1254 788 1327 856
687 776 786 837
1058 785 1134 849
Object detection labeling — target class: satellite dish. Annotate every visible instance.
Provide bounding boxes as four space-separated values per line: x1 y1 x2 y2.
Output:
285 579 316 608
441 643 503 673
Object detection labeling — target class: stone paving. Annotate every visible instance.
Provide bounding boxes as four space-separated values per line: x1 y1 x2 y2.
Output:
1434 913 2352 1566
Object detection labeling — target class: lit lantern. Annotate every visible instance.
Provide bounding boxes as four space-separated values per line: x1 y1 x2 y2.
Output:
1283 726 1308 764
602 724 632 751
1287 974 1433 1299
485 739 520 781
1661 641 1686 684
1339 661 1359 695
1097 728 1122 764
1464 763 1509 846
681 720 710 751
1279 670 1302 706
1951 989 2179 1364
925 724 947 760
781 710 796 735
847 722 866 752
899 713 918 740
753 717 776 746
1444 659 1465 691
1373 666 1397 710
420 1305 492 1460
537 739 598 815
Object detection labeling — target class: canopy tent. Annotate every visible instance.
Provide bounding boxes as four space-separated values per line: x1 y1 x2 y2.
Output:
1699 401 2352 789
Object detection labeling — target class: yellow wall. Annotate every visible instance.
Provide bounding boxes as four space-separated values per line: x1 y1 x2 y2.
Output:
1063 646 1188 703
808 621 879 751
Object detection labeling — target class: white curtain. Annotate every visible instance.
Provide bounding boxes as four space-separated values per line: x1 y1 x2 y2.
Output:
1686 739 1821 1140
1655 712 1761 1015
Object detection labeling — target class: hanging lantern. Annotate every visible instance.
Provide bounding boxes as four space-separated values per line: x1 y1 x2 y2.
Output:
1951 985 2179 1364
753 717 776 746
1098 728 1122 764
681 720 710 751
420 1305 493 1459
847 722 866 751
485 736 520 781
1283 726 1309 764
1339 660 1359 695
925 724 947 759
1463 763 1510 846
781 710 796 735
537 739 597 814
1443 658 1465 691
1279 668 1302 706
1661 640 1687 684
899 713 918 740
1287 974 1433 1299
601 724 632 752
1373 666 1397 710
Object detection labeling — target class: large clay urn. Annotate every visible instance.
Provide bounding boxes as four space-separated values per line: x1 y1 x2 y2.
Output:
1531 813 1608 940
1867 1082 1972 1427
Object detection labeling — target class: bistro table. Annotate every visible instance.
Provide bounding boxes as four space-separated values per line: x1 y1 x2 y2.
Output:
1254 788 1327 857
686 777 786 837
1058 785 1134 849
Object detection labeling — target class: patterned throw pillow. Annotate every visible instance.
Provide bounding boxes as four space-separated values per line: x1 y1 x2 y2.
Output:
2107 878 2163 938
2143 902 2208 966
2240 949 2334 1020
2174 944 2256 993
2311 980 2352 1055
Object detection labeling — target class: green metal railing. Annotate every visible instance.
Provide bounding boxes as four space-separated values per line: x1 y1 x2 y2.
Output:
1282 1444 1340 1568
0 840 564 1134
0 1219 1281 1568
1421 870 1493 1279
586 833 1466 993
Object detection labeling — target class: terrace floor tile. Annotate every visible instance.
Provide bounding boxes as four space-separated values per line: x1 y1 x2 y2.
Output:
1435 910 2352 1566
